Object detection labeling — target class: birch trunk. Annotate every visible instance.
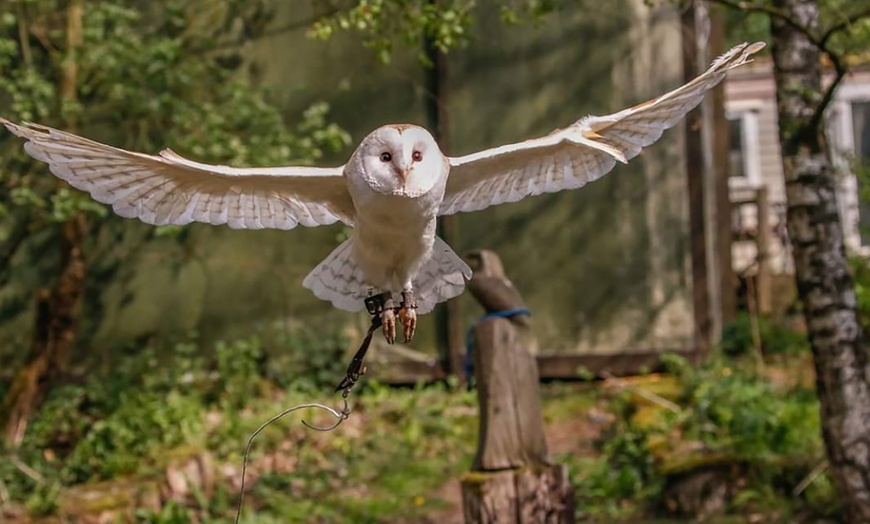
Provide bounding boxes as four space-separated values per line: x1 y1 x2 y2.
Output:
771 1 870 520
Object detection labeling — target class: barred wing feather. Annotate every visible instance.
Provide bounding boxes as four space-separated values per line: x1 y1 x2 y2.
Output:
440 42 765 216
1 120 353 230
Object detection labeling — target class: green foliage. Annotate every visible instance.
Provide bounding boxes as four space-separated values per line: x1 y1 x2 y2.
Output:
674 358 820 460
851 254 870 331
215 337 266 408
569 355 824 520
1 331 479 522
849 148 870 332
310 0 561 63
310 0 474 63
134 501 197 524
720 312 809 357
132 490 236 524
700 0 870 56
572 424 663 519
263 326 348 393
2 336 830 522
0 0 349 342
5 335 267 488
25 481 62 517
723 7 770 48
66 390 205 482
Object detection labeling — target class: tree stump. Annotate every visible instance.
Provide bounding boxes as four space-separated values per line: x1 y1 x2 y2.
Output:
462 463 574 523
461 250 574 523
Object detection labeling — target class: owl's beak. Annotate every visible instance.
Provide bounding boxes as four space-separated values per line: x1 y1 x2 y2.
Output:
395 167 410 182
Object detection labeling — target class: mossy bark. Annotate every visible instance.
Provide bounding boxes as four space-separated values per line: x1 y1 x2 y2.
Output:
3 216 87 444
2 0 87 446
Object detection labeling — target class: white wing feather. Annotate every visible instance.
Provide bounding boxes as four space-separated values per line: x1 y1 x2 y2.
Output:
303 238 370 312
2 120 354 230
440 41 765 216
413 237 473 314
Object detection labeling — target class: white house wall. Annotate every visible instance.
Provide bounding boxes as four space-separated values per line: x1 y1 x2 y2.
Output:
725 60 870 275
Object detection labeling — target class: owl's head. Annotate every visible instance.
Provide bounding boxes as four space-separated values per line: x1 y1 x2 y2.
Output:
351 124 445 197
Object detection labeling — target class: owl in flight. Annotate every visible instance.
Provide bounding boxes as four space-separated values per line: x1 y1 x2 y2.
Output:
2 42 763 344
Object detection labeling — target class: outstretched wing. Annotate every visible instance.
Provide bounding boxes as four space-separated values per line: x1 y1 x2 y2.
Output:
440 41 765 216
2 120 354 230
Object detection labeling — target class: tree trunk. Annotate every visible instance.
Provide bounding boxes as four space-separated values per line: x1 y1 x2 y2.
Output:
424 7 465 384
770 1 870 520
710 5 736 327
681 4 713 352
2 0 87 446
3 217 88 444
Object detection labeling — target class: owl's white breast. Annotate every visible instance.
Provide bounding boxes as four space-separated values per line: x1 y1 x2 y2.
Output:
344 164 448 290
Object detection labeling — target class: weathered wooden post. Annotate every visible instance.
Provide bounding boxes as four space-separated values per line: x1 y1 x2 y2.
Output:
755 186 772 316
460 250 574 524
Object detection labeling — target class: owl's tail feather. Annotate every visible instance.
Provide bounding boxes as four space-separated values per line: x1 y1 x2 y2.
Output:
414 237 472 314
303 236 472 314
303 238 369 312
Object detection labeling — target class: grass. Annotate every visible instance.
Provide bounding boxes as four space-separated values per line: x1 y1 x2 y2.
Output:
0 329 835 523
0 335 487 523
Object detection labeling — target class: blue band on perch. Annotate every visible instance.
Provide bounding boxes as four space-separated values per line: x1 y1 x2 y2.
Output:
464 307 531 379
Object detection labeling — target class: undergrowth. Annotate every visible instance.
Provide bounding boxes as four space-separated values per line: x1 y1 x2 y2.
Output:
0 332 478 523
567 353 830 522
1 323 833 523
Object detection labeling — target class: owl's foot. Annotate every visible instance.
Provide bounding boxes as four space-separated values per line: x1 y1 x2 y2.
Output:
363 291 398 344
399 289 417 342
382 296 397 344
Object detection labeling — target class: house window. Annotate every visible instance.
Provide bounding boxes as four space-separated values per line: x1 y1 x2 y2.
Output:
726 109 761 187
850 101 870 245
818 84 870 253
853 101 870 163
729 117 747 179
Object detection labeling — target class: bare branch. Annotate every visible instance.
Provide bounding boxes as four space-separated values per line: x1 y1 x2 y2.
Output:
0 213 30 278
793 459 829 496
820 6 870 47
809 51 847 135
191 4 344 56
707 0 825 48
708 0 855 126
10 455 44 485
16 2 32 66
601 371 683 413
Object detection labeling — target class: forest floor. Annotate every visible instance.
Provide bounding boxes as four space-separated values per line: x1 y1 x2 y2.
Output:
0 338 832 524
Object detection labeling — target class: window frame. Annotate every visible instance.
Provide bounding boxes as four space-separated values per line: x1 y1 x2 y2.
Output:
726 101 762 190
828 82 870 253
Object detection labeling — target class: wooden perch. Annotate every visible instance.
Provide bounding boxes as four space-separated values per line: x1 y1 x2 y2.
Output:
461 250 574 523
471 318 549 470
464 250 531 327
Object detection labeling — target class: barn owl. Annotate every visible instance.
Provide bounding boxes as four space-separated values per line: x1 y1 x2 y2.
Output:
2 42 764 344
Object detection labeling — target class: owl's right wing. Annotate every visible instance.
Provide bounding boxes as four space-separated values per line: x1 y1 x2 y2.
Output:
439 41 765 216
2 119 354 230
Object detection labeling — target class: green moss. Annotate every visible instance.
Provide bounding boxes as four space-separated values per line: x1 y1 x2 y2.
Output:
60 478 156 515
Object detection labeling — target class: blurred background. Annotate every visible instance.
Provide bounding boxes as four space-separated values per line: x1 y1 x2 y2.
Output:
1 0 869 523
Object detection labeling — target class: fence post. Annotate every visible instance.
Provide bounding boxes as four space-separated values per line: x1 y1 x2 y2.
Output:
460 250 574 524
755 186 772 316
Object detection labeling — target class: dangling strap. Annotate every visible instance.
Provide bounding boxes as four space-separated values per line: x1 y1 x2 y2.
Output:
335 313 383 392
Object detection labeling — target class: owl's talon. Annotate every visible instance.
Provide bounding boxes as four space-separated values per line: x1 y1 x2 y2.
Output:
399 307 417 342
382 308 396 344
399 289 417 342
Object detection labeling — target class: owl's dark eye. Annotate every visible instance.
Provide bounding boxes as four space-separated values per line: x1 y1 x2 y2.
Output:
380 152 392 162
412 151 423 162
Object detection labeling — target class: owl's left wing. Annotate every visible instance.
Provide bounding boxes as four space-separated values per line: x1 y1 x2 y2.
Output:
2 119 354 229
439 41 764 216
